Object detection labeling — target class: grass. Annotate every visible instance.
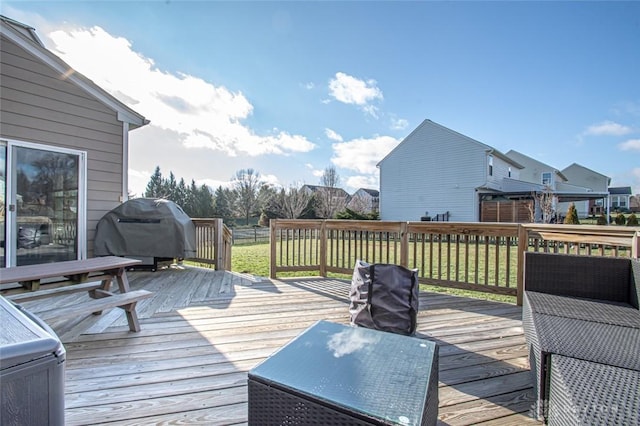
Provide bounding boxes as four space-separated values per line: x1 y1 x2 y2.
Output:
232 242 517 304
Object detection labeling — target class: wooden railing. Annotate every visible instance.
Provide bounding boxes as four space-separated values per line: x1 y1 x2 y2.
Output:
191 218 232 270
270 219 639 305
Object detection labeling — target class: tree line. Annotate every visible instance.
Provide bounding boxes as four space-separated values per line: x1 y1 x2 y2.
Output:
140 166 378 225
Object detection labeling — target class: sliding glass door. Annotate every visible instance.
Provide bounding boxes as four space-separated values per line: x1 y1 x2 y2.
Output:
2 140 85 267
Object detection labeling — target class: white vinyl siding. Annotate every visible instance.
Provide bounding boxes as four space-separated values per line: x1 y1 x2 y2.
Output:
379 121 489 222
1 35 125 256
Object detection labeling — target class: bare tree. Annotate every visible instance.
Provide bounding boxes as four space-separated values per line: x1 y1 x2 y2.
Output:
315 166 347 218
279 184 313 219
232 168 263 225
347 194 370 215
320 165 340 188
527 185 556 223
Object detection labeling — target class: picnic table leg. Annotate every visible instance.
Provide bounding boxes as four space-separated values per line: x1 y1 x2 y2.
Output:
113 267 142 332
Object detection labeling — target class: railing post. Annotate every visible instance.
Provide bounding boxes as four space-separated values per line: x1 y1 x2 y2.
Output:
269 219 277 279
516 224 528 306
319 220 327 277
632 231 639 259
214 218 225 271
400 222 409 268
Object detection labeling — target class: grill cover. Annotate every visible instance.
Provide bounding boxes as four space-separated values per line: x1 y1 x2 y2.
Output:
94 198 196 259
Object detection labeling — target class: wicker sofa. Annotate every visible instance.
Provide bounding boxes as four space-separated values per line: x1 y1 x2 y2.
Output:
522 252 639 424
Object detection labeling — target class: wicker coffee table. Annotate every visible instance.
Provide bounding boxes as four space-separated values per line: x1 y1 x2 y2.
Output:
248 320 439 425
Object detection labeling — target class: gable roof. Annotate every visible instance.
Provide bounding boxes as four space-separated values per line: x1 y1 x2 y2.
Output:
0 15 149 129
301 184 350 198
355 188 379 197
561 163 611 184
505 149 568 182
377 119 524 169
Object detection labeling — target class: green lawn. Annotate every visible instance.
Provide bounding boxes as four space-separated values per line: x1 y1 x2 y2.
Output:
232 242 516 304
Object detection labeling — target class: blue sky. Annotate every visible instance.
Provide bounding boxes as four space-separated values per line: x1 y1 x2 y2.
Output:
3 1 640 196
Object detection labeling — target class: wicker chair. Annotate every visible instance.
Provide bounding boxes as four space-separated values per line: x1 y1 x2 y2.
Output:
522 252 640 423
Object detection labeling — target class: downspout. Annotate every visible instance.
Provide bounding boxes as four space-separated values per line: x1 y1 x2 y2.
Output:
122 121 130 202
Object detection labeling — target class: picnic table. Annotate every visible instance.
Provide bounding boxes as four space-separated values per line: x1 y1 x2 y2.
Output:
0 256 152 332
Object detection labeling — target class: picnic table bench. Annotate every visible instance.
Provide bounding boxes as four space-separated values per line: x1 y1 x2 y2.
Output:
0 256 152 332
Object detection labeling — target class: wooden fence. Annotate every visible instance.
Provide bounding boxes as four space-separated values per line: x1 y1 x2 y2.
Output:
270 219 640 305
191 218 232 270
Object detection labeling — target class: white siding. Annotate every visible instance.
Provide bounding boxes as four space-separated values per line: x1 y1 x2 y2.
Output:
379 120 490 222
485 154 517 190
505 150 564 189
1 35 125 255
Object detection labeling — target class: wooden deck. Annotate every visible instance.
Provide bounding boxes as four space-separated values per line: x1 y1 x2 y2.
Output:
14 266 542 425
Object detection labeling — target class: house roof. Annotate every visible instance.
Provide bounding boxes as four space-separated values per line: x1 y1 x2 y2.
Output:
301 184 350 198
609 186 632 195
377 119 524 169
505 149 568 182
0 15 149 129
356 188 379 197
561 163 611 185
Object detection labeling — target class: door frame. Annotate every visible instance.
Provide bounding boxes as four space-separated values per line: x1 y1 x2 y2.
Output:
3 138 87 267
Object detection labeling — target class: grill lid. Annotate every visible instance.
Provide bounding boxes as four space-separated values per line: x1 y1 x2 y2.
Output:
94 198 196 259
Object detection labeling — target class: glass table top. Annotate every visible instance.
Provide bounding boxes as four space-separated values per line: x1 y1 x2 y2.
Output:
249 320 437 425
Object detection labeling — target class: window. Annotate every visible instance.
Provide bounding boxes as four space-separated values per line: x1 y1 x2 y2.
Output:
488 155 493 176
541 172 552 186
508 167 512 178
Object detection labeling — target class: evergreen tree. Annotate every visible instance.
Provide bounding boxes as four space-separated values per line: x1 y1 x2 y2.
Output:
144 166 165 198
190 181 215 218
174 177 188 209
166 172 177 201
563 203 580 225
627 213 639 226
213 186 234 222
615 213 626 225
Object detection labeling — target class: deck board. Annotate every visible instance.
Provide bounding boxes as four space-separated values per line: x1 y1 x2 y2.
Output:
11 266 541 425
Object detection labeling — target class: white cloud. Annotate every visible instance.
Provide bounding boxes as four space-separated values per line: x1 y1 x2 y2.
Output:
128 168 152 197
328 72 383 117
325 128 343 142
45 25 316 157
261 173 281 187
345 174 379 190
390 117 409 131
618 139 640 151
584 121 633 136
199 178 233 190
332 135 400 175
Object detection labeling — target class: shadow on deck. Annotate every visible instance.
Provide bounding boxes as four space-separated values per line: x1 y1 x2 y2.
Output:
16 266 541 425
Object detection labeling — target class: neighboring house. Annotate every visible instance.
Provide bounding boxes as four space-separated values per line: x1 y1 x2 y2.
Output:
378 119 526 222
505 150 607 220
301 184 351 218
1 16 148 268
505 150 568 191
378 120 611 223
608 186 632 212
560 163 611 218
347 188 379 214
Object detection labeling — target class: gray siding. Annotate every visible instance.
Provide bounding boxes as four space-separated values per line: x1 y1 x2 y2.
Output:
559 164 610 218
379 121 489 222
1 35 125 255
